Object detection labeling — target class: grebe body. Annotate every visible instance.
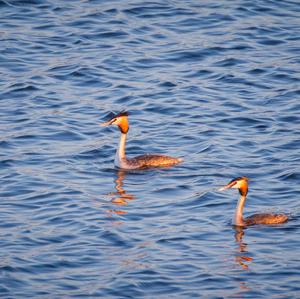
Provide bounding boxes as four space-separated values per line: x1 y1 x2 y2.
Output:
219 177 288 227
102 112 183 170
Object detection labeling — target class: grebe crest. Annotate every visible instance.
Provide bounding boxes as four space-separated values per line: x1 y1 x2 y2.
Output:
101 111 183 170
219 177 288 226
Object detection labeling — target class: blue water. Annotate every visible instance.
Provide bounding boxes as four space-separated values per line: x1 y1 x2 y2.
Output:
1 0 300 298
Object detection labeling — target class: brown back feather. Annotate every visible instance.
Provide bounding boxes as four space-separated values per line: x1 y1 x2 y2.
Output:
128 154 182 168
245 213 288 226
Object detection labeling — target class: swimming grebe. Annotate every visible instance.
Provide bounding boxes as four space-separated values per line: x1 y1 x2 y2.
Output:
219 177 288 226
101 112 183 169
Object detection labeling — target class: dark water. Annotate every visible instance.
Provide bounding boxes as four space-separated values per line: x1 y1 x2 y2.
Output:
1 0 300 298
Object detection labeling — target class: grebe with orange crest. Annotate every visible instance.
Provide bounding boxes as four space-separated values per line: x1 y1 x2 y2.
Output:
219 177 288 226
101 111 183 170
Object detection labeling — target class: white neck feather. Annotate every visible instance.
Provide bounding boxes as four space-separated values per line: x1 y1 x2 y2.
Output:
234 195 246 226
114 133 127 167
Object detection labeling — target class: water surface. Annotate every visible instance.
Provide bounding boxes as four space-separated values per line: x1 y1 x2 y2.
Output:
0 0 300 298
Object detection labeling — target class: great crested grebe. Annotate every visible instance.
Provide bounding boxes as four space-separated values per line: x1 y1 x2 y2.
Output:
219 177 288 226
101 111 183 169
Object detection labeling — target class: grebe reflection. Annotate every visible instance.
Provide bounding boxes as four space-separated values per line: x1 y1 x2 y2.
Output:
233 226 253 270
107 170 136 215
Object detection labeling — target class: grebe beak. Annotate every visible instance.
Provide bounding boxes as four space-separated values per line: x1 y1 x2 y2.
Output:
101 119 114 127
218 180 237 191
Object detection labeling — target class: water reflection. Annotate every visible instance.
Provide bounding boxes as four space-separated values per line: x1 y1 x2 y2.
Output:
107 170 136 215
227 226 253 298
233 226 253 271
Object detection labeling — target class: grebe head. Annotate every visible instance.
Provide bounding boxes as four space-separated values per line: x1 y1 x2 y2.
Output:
219 177 249 196
101 111 129 134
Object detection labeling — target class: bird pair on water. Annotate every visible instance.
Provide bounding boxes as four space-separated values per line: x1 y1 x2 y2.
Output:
102 111 288 227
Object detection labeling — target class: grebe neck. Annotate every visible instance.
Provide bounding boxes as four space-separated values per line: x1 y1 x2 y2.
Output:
115 133 127 167
234 195 246 226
